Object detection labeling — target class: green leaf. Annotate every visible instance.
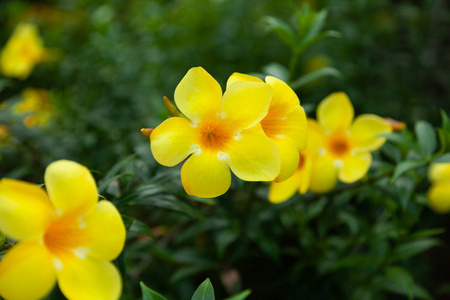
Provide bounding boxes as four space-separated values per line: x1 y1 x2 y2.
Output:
262 62 289 82
224 289 252 300
382 132 421 152
441 109 450 132
97 154 137 193
296 30 341 56
393 238 440 261
433 152 450 163
140 282 167 300
376 267 432 300
415 120 437 157
291 67 342 90
127 216 156 239
265 16 296 48
391 160 426 183
303 9 328 42
191 278 215 300
410 228 445 239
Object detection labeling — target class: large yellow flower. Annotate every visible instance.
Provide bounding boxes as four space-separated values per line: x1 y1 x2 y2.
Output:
427 163 450 213
0 160 126 300
0 23 46 80
226 73 307 182
150 67 280 198
308 92 392 193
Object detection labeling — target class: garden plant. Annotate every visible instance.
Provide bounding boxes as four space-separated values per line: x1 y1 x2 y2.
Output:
0 0 449 299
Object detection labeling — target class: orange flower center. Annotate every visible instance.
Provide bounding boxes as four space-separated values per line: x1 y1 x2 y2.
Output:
198 119 233 151
260 105 285 139
44 216 87 258
328 135 351 157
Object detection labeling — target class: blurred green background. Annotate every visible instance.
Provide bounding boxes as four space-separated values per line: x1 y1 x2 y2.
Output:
1 0 450 299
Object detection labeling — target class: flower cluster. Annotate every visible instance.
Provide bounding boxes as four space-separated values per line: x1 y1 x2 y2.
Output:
269 92 392 202
427 163 450 213
0 160 126 300
148 67 307 198
0 23 47 80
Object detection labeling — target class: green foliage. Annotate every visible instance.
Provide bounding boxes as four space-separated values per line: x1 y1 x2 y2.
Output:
0 0 449 299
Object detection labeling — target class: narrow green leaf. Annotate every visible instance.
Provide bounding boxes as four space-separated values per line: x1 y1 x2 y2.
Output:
191 278 215 300
415 120 437 157
441 109 450 132
393 238 440 261
296 30 341 56
224 289 252 300
410 228 445 239
391 160 426 183
265 16 296 48
303 9 328 42
433 152 450 163
291 67 342 90
140 282 167 300
128 218 156 239
382 132 421 152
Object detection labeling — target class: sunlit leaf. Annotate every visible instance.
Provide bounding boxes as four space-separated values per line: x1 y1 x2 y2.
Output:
224 289 252 300
291 67 342 90
140 282 167 300
191 278 215 300
415 120 436 157
391 160 426 183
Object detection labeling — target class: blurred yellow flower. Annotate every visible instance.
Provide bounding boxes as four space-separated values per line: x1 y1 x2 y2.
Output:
227 73 307 182
14 88 52 128
307 92 392 193
150 67 280 198
0 124 10 145
427 163 450 213
0 160 126 300
0 23 47 80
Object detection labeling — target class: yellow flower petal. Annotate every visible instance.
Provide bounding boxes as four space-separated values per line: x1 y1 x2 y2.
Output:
0 179 53 240
351 114 392 151
338 152 372 183
428 183 450 214
226 72 263 89
265 76 301 110
269 170 302 203
272 137 299 182
222 81 273 131
298 154 313 194
0 241 56 300
309 155 338 193
428 163 450 184
262 105 307 150
45 160 98 217
82 201 126 261
57 257 121 300
307 119 326 152
174 67 222 121
317 92 354 132
181 151 231 198
150 117 198 167
227 131 280 181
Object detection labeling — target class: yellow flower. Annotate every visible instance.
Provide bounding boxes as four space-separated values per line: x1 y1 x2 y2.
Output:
307 92 392 193
427 163 450 213
150 67 280 198
0 124 9 145
268 150 314 203
227 73 308 182
0 160 126 300
14 88 52 128
1 23 46 80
